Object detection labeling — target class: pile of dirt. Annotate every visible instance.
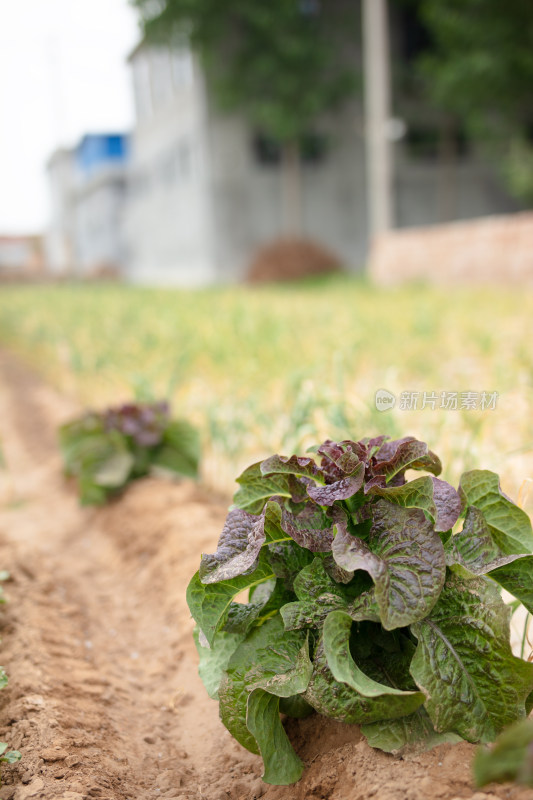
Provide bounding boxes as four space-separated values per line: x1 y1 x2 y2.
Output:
247 238 342 283
0 349 530 800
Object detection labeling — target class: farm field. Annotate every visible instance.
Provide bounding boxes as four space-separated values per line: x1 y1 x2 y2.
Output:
0 278 532 799
0 278 532 499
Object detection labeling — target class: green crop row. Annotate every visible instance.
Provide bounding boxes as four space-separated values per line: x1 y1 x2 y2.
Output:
0 277 531 503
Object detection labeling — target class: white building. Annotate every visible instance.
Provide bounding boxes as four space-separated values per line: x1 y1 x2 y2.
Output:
123 35 518 286
47 135 129 276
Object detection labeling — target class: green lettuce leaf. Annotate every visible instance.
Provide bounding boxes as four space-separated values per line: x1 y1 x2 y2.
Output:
246 689 304 785
219 616 311 759
362 708 463 755
304 624 422 725
193 627 244 700
459 470 533 554
410 573 533 742
366 476 461 532
332 501 446 629
233 461 305 514
323 610 425 708
186 553 275 646
446 504 533 613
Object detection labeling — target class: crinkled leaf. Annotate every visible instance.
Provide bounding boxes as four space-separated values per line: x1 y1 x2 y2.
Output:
459 470 533 554
431 477 463 532
447 506 529 574
200 501 291 584
372 437 441 481
362 708 463 755
306 463 365 506
233 461 304 514
446 504 533 612
366 476 461 533
489 556 533 615
281 558 355 630
280 504 334 552
245 631 312 697
219 670 259 754
410 573 533 742
193 627 243 700
266 540 314 591
186 553 275 646
261 454 322 482
304 626 421 725
332 501 446 629
474 718 533 788
317 440 365 481
199 508 266 584
219 616 310 758
246 689 304 785
323 610 425 710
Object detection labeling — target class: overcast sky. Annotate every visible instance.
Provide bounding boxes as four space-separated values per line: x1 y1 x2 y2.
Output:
0 0 140 234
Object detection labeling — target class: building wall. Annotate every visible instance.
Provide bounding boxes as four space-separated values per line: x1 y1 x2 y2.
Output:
46 149 77 274
73 166 128 274
204 97 368 281
124 44 215 286
370 211 533 286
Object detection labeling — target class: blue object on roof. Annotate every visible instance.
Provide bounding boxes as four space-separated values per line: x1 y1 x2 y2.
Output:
76 134 129 175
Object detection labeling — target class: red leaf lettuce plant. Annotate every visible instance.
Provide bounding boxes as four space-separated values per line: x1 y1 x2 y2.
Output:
60 401 200 505
187 436 533 785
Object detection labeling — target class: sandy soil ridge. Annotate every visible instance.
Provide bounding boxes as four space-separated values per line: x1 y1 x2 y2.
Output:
0 351 529 800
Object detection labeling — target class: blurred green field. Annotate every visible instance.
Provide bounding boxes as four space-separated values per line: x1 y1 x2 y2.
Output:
0 276 532 503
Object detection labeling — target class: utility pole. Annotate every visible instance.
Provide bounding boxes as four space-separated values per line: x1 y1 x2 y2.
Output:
362 0 394 240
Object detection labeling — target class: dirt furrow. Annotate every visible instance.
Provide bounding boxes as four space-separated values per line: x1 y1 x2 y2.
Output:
0 350 531 800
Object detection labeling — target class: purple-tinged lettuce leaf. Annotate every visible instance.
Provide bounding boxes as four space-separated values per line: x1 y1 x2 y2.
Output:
431 477 463 532
323 610 425 708
280 504 334 552
366 475 461 532
186 552 275 647
474 718 533 788
246 689 304 785
372 437 442 481
232 461 306 514
410 573 533 743
459 470 533 555
361 708 462 755
260 454 323 482
317 440 364 481
332 501 446 629
306 462 364 506
200 508 266 583
200 500 299 585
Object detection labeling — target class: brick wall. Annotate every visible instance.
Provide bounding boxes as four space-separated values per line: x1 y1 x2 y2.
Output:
369 211 533 286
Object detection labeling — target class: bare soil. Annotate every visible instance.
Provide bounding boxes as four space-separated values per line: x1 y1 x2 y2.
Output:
0 351 530 800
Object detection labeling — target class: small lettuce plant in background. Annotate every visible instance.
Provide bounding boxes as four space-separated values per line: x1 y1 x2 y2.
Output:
59 401 200 505
187 435 533 785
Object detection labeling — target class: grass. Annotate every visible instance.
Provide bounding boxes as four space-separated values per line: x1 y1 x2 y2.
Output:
0 275 532 501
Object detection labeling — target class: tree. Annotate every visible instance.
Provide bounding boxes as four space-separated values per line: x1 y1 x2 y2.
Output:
131 0 359 233
412 0 533 205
